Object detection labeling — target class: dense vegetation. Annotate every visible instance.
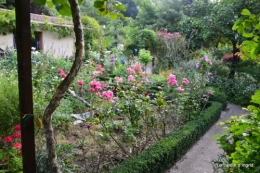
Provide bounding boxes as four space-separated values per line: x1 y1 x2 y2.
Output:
0 0 259 172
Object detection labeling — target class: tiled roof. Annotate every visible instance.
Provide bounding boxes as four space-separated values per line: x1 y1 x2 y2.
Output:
0 8 73 26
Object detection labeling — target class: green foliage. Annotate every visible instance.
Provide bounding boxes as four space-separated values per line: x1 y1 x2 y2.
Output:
81 15 104 55
133 0 157 28
111 101 223 173
232 9 260 60
0 9 73 38
138 49 152 66
213 90 260 173
154 0 183 31
0 70 19 136
133 29 157 54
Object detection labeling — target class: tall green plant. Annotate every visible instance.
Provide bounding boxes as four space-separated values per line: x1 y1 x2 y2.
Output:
0 70 19 136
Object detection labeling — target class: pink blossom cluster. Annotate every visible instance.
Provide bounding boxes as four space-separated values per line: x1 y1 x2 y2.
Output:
127 68 135 75
89 81 103 92
102 90 115 103
157 29 183 44
78 80 84 87
57 68 67 78
167 74 178 86
177 87 185 93
115 77 123 83
97 64 103 71
93 71 103 76
128 75 134 82
131 62 142 72
182 78 189 85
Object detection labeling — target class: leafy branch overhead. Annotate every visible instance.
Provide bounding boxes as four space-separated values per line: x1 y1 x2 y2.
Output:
34 0 126 20
232 9 260 60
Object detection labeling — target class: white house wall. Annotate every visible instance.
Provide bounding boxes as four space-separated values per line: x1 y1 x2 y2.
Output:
42 31 74 58
0 34 14 50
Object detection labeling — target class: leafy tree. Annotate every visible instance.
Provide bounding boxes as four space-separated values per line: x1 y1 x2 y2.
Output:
154 0 183 32
0 0 6 7
179 0 260 78
232 9 260 61
117 0 138 19
133 0 157 28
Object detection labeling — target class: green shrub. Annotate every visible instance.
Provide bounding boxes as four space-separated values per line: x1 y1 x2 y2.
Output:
0 70 19 136
110 101 223 173
209 87 227 110
213 90 260 173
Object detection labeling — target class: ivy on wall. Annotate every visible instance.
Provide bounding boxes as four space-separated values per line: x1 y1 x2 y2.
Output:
0 9 74 38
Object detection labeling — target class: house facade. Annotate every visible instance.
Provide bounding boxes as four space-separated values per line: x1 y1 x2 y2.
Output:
0 9 75 58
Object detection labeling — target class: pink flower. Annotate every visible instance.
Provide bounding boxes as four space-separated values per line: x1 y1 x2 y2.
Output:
182 78 189 85
128 75 134 82
179 67 183 71
13 131 21 139
89 81 102 92
127 68 135 75
86 124 92 129
78 80 84 87
109 99 115 104
168 80 178 86
14 124 21 131
97 64 103 71
177 87 185 93
93 71 103 76
209 61 213 65
167 74 176 81
115 77 123 83
2 159 5 163
57 68 63 74
102 90 114 100
12 143 22 149
196 62 200 68
167 75 178 86
131 62 142 72
3 136 13 143
61 73 66 78
209 89 214 95
204 56 209 62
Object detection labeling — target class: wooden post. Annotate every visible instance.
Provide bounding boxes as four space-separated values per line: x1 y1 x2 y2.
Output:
15 0 36 172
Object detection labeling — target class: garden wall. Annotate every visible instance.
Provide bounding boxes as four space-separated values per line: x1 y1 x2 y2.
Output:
42 31 74 58
110 101 224 173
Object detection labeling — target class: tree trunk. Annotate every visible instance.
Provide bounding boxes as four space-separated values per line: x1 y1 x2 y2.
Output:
228 40 240 79
43 0 84 172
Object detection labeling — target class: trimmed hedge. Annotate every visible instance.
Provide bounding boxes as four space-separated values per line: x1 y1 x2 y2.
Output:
110 101 223 173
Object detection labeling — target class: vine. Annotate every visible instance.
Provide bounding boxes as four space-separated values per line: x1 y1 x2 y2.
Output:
0 9 74 38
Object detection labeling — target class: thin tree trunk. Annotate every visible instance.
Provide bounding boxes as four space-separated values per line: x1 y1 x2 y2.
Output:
43 0 84 172
228 40 240 79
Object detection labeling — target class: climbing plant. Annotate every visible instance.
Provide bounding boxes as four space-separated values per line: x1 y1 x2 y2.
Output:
0 9 73 38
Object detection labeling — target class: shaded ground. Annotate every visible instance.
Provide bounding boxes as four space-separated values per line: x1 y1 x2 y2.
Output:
166 103 249 173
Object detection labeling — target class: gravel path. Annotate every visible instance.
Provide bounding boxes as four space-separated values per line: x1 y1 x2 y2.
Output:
166 103 249 173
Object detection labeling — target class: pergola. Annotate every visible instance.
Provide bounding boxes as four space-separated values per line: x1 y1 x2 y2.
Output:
15 0 36 172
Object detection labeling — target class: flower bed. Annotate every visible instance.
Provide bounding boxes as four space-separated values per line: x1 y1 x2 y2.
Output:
111 101 223 173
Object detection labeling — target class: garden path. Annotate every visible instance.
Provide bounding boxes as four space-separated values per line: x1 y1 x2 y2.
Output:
166 103 249 173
